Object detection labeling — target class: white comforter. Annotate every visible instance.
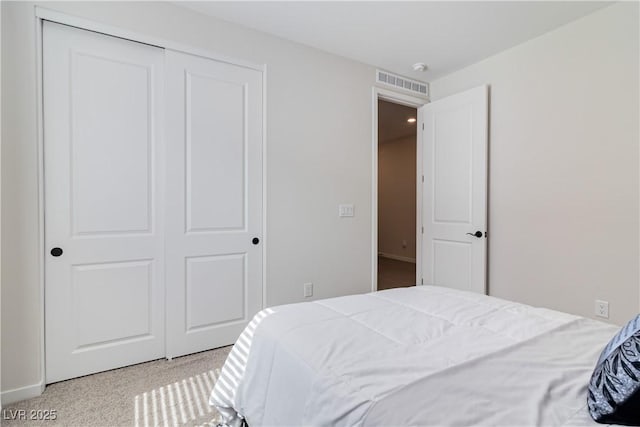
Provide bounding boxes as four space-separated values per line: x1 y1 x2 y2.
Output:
210 286 617 426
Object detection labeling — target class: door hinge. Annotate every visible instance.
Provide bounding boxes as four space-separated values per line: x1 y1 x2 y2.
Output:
421 175 424 183
421 226 424 234
421 277 424 285
422 123 424 130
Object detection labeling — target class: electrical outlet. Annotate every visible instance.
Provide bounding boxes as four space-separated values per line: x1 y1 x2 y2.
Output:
595 300 609 319
304 282 313 298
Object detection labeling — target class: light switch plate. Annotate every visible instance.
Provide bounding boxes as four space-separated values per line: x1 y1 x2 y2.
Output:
339 204 354 217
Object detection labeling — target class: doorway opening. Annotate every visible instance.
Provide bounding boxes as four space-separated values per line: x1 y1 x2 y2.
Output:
377 99 418 290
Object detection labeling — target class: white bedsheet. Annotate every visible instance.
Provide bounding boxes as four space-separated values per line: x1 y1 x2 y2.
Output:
210 286 617 426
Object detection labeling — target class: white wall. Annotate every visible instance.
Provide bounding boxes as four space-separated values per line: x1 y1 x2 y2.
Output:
430 2 639 326
378 135 417 261
1 1 379 400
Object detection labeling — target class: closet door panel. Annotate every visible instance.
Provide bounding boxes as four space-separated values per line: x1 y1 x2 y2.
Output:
44 21 166 383
186 73 246 232
165 50 263 358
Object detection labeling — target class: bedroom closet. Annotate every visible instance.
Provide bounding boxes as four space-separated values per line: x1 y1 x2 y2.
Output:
43 21 263 383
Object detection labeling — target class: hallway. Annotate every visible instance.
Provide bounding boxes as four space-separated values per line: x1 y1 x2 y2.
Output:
377 256 416 291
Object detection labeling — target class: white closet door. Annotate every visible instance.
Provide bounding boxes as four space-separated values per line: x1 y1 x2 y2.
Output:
44 21 165 383
420 85 488 294
165 50 263 358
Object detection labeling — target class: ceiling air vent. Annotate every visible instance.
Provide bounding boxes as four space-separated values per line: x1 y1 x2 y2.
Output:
376 69 429 98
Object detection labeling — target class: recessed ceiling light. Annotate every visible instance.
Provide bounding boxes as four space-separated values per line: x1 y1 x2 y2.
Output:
407 118 417 123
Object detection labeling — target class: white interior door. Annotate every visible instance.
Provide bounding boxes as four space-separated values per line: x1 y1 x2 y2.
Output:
420 85 488 294
165 50 263 358
44 21 165 383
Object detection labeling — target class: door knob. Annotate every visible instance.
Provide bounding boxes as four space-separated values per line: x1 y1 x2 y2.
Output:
252 237 260 245
50 247 63 257
466 231 483 238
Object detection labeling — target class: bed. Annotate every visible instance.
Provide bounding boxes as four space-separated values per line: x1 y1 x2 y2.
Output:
209 285 619 426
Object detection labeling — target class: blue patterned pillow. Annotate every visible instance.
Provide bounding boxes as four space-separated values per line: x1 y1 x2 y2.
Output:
587 315 640 425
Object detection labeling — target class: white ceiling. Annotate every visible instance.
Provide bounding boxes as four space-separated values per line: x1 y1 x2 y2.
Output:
182 1 611 82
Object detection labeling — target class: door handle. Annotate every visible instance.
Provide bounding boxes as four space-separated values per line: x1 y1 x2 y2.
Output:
50 247 64 257
252 237 260 245
466 231 483 238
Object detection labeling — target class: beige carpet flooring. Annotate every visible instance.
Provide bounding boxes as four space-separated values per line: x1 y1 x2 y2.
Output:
2 346 232 427
377 256 416 290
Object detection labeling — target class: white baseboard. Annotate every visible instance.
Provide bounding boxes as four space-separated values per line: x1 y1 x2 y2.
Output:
378 252 416 264
1 381 44 406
